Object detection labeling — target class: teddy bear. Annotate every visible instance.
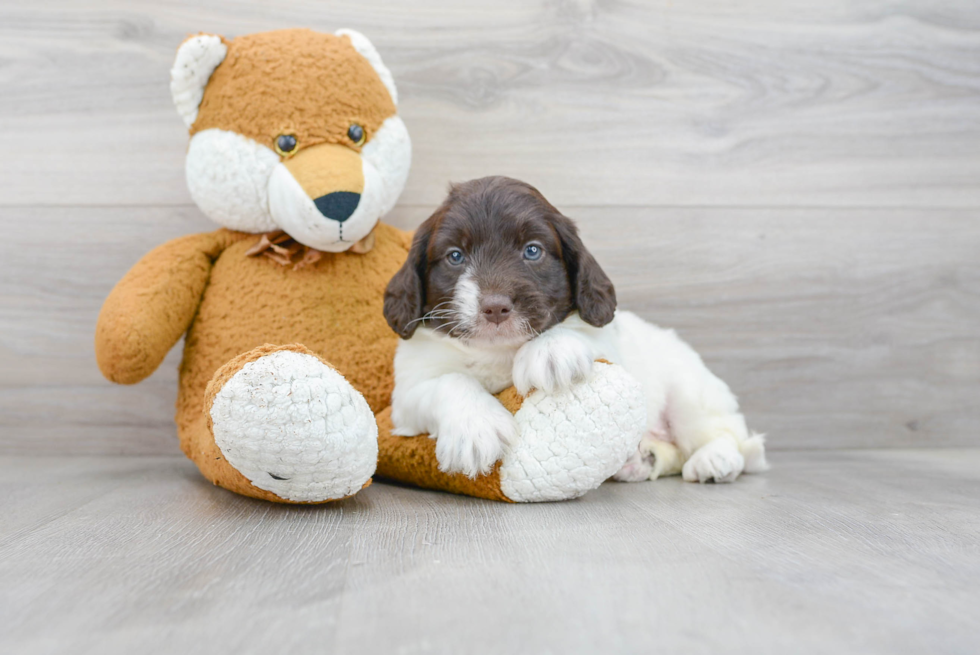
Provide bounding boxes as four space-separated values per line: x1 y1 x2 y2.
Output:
94 28 647 504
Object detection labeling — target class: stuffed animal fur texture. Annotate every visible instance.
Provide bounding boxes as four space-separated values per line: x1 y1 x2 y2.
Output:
95 28 647 503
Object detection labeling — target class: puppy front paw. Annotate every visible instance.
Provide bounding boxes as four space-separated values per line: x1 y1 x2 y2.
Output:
433 401 517 478
682 438 745 483
513 330 594 396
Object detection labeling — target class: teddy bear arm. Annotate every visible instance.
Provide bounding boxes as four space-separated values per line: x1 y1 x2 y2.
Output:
374 365 648 502
95 230 243 384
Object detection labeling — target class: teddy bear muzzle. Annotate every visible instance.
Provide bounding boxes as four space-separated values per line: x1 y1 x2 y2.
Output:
282 141 364 220
268 141 382 252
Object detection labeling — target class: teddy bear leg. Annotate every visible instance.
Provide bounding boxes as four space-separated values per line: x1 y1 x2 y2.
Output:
496 362 648 501
375 361 648 502
199 344 378 503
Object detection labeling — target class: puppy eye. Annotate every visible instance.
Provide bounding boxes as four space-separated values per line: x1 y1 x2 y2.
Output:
348 123 366 146
275 134 297 156
447 249 465 265
523 243 543 261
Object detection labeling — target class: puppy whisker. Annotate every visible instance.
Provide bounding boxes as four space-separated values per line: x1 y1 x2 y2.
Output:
405 308 458 328
445 320 468 338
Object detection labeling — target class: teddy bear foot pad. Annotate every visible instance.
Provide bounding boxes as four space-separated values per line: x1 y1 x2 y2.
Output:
206 345 379 502
376 362 648 502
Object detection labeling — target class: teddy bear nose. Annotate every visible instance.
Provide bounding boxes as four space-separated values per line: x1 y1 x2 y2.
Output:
313 191 360 223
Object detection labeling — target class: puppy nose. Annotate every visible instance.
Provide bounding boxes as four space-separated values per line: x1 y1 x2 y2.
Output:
313 191 360 222
480 295 513 325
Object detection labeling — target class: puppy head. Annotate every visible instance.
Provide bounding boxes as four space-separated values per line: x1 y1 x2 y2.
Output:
384 176 616 344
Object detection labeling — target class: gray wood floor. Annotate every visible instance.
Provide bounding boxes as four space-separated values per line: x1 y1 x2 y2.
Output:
1 450 978 655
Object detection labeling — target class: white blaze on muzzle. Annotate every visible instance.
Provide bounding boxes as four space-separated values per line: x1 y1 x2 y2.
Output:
452 268 481 328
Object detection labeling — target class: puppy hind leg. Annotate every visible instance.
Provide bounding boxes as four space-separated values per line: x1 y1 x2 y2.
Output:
645 438 684 480
740 432 770 474
667 376 752 484
611 429 683 482
682 438 744 483
612 447 654 482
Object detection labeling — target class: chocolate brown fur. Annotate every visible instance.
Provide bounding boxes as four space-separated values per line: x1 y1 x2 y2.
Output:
384 176 616 340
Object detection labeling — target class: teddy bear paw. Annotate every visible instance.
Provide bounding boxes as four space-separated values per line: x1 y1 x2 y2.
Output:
208 348 378 502
499 362 648 502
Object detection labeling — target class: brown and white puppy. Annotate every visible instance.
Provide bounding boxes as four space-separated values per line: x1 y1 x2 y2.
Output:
385 176 615 347
384 176 768 482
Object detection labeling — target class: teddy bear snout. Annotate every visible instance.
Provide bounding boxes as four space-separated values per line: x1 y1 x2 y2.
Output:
313 191 360 222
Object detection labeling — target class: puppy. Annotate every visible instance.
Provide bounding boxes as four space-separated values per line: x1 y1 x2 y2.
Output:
383 176 768 482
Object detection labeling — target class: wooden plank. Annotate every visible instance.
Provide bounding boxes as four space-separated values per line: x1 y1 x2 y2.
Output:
1 450 978 653
0 455 357 654
2 205 977 454
0 456 161 541
578 205 980 450
0 0 978 208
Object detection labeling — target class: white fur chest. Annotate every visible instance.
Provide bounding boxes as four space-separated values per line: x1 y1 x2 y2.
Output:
460 347 518 394
392 327 521 397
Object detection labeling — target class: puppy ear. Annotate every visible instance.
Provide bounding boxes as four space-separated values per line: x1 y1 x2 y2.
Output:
384 218 433 339
551 214 617 327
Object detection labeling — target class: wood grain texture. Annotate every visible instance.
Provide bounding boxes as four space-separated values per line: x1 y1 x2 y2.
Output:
2 205 978 453
0 0 979 208
0 0 979 454
1 450 979 654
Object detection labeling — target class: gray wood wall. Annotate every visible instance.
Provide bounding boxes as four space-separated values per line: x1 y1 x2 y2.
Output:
1 0 978 455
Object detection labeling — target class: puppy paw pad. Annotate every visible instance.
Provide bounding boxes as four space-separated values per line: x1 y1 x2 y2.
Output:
682 439 745 484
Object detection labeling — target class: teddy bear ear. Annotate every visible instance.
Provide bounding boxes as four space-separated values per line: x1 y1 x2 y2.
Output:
170 34 228 128
335 29 398 106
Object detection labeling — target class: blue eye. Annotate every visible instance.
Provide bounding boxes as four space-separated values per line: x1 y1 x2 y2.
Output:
523 243 543 261
447 249 465 265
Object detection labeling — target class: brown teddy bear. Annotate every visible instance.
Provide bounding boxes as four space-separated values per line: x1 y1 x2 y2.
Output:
95 28 646 504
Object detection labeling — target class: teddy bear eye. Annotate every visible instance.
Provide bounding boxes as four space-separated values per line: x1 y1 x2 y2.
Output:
275 134 297 156
347 123 366 146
